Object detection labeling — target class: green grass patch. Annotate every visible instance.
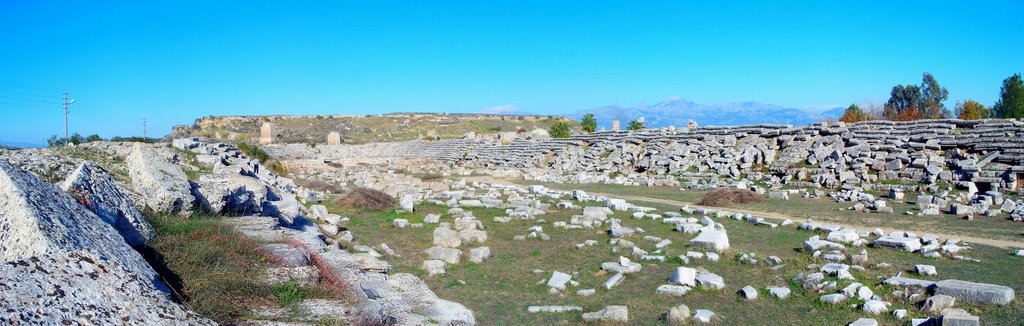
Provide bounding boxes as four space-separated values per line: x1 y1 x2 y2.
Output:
272 282 308 307
142 213 277 322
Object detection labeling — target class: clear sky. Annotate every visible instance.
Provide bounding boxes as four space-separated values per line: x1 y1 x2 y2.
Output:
1 1 1021 146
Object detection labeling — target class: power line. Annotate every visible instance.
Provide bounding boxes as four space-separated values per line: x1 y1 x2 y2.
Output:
0 101 59 109
0 80 60 94
0 94 60 104
63 93 74 147
0 87 59 99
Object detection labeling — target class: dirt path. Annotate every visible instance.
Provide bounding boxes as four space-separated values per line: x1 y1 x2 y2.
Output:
465 176 1024 249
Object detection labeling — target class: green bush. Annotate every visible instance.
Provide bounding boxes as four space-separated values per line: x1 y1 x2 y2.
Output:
550 121 570 138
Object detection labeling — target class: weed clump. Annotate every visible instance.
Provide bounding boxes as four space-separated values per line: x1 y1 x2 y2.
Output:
334 187 396 211
697 188 764 206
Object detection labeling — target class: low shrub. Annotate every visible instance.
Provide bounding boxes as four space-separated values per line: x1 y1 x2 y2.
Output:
697 188 764 206
334 187 396 211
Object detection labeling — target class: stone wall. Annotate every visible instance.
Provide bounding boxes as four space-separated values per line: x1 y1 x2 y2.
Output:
266 119 1024 191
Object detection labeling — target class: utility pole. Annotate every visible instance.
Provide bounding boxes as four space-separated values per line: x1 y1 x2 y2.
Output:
63 92 69 147
143 119 148 138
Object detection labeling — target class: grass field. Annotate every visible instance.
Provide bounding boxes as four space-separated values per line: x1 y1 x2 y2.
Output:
518 181 1024 243
335 193 1024 325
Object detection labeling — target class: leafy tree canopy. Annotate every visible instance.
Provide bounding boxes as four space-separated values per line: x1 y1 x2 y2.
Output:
580 114 597 133
549 121 571 138
626 119 645 131
839 104 870 123
883 72 950 121
993 73 1024 119
955 100 990 120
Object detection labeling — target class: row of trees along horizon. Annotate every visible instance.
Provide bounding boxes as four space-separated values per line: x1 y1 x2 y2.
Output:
45 133 160 148
838 72 1024 123
546 72 1024 138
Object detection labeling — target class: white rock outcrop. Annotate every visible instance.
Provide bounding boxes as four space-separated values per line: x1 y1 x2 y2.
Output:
0 249 213 325
0 159 163 290
126 144 194 215
193 173 269 215
60 161 155 246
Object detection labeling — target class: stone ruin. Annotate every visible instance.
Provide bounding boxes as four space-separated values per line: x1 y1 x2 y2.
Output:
327 131 342 145
259 122 274 145
266 119 1024 220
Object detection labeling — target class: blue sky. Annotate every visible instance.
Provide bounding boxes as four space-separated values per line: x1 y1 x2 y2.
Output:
1 1 1021 146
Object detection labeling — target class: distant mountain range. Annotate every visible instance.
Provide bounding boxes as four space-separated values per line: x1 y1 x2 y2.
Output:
0 140 43 149
569 97 844 129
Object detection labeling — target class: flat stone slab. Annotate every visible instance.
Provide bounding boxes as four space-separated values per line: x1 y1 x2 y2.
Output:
873 236 922 252
528 306 583 313
884 276 936 288
547 271 571 289
581 305 628 323
262 243 310 267
656 284 691 297
689 229 730 252
849 318 878 326
932 279 1015 306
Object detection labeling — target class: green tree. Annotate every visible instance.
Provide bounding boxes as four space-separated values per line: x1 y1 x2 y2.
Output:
85 134 103 142
68 133 83 145
839 104 869 123
46 135 62 148
580 114 597 133
993 73 1024 119
47 133 87 147
884 84 922 120
920 72 950 119
883 73 951 120
954 100 990 120
549 121 570 138
626 119 645 130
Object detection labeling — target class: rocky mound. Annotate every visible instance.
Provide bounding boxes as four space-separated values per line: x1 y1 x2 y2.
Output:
61 161 155 246
0 249 214 325
0 159 163 290
126 143 194 215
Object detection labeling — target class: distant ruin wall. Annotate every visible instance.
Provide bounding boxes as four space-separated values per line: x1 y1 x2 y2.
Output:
172 113 571 143
266 119 1024 189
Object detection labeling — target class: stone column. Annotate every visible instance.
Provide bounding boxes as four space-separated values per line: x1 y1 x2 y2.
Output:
327 132 341 145
259 122 274 145
611 120 621 131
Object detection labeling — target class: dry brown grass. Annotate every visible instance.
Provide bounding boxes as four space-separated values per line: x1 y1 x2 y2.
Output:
334 187 396 211
697 188 764 206
420 173 444 181
300 179 341 194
